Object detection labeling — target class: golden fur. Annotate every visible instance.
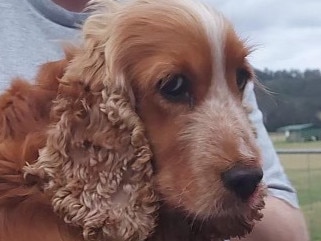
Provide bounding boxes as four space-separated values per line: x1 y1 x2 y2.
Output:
0 0 266 241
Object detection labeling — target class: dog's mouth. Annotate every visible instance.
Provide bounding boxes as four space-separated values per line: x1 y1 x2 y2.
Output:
200 189 266 239
207 182 266 239
187 182 266 239
246 183 266 207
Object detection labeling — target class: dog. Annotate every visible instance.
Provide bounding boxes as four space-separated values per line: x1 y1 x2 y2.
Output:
0 0 266 241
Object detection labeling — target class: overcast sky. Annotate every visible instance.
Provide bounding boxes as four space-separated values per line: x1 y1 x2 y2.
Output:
202 0 321 71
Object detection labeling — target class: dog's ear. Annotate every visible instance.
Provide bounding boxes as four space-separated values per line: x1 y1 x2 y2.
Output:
24 2 158 241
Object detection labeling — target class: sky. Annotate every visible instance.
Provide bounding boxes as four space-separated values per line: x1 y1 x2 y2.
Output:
202 0 321 71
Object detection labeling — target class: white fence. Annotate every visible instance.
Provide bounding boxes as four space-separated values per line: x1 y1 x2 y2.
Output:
277 149 321 154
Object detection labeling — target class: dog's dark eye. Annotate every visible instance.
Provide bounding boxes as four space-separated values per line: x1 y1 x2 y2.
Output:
236 68 251 91
158 74 191 102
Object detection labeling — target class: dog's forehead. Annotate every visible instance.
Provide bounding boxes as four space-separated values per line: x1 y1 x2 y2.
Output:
176 0 250 94
110 0 249 92
182 1 249 81
131 1 245 62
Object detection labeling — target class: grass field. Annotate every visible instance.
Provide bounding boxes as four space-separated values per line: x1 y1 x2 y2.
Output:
272 133 321 241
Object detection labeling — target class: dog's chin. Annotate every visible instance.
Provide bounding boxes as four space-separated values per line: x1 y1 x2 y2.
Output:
182 184 267 240
184 213 259 240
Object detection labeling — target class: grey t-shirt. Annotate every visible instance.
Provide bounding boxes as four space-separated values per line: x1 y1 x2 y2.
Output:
0 0 298 208
243 82 298 208
0 0 87 90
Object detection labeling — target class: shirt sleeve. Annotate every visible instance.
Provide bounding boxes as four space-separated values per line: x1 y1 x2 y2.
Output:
242 81 299 208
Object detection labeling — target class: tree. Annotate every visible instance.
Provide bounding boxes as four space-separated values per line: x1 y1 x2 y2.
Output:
255 68 321 131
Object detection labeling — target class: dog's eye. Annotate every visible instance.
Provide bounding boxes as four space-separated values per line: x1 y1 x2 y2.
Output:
236 68 251 91
158 74 191 102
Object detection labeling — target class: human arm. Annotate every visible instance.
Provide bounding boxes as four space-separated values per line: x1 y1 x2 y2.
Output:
231 196 308 241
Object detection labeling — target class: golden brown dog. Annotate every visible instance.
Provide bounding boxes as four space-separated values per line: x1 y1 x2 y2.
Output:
0 1 266 241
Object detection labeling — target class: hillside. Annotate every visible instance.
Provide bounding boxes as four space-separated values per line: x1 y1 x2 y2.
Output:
255 69 321 132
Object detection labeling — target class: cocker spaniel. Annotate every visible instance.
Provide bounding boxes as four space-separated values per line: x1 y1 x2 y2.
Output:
0 0 266 241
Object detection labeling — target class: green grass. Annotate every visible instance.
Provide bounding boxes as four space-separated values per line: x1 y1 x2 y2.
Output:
271 134 321 241
274 141 321 149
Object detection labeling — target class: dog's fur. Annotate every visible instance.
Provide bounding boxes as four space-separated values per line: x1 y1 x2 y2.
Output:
0 0 266 241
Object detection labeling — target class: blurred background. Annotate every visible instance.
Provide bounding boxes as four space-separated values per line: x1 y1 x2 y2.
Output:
204 0 321 240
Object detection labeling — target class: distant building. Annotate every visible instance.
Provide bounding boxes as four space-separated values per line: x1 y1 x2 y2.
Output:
277 123 321 142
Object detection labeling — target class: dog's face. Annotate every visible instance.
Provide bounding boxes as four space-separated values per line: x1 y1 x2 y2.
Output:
102 0 265 238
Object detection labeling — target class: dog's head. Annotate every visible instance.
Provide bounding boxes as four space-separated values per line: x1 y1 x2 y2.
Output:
26 0 265 240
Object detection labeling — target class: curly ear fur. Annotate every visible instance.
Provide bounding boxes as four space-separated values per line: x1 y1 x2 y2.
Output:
24 1 158 241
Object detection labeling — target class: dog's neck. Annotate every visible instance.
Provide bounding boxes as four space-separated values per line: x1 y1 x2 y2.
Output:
147 205 223 241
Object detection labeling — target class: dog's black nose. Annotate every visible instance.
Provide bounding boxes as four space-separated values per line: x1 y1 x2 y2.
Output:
221 165 263 200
